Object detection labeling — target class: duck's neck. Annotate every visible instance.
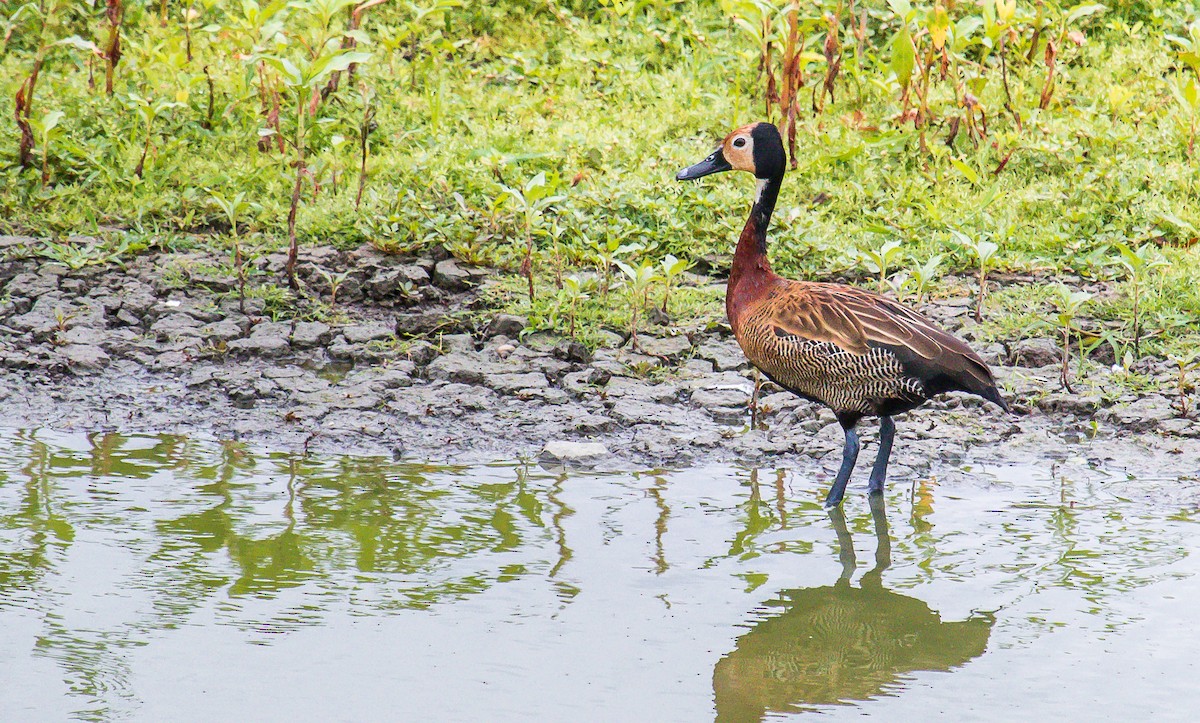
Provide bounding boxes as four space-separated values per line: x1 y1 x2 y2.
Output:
727 174 782 329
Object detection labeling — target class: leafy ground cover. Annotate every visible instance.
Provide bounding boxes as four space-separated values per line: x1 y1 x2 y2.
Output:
2 0 1198 382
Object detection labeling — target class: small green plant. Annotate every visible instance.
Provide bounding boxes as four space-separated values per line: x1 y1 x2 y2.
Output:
126 93 182 178
380 0 463 87
1165 21 1200 79
498 172 565 303
593 233 642 296
30 109 64 186
956 231 999 323
1112 242 1167 359
1168 350 1200 417
906 253 944 305
1167 72 1200 156
561 274 591 339
208 190 261 314
1049 287 1092 393
355 82 377 209
616 259 661 350
257 45 371 289
316 267 351 305
39 236 139 269
858 239 904 293
103 0 123 95
658 254 691 314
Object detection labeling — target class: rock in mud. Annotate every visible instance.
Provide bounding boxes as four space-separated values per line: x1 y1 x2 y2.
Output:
485 372 549 394
553 340 592 364
1159 418 1200 437
1013 338 1060 368
199 319 243 342
342 322 395 345
365 269 408 299
59 326 107 347
694 339 747 371
227 322 291 357
486 314 527 339
396 311 453 337
540 440 611 464
691 387 750 409
10 311 60 336
637 335 692 360
61 344 110 369
604 377 681 403
291 321 331 348
441 333 475 353
1037 393 1103 416
609 399 688 426
568 412 616 433
562 368 608 396
1102 396 1177 432
433 259 483 290
426 352 505 384
150 313 202 340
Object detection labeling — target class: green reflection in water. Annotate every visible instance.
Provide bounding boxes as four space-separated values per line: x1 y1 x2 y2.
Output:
714 497 994 721
0 430 571 720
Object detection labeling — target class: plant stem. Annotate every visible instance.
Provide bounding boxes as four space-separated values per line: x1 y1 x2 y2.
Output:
234 233 247 314
521 230 535 302
356 94 374 209
1060 324 1073 392
975 265 986 323
203 65 214 130
286 90 307 291
1132 277 1140 359
135 120 152 177
104 0 122 96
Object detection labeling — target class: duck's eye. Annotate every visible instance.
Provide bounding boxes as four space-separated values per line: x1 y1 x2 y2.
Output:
733 138 747 148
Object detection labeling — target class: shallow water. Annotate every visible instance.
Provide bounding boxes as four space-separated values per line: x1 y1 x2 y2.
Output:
1 429 1198 722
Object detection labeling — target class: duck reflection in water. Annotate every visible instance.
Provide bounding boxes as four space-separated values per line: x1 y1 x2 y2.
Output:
713 497 993 720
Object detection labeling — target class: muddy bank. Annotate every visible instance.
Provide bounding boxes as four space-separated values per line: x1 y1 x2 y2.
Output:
2 236 1198 481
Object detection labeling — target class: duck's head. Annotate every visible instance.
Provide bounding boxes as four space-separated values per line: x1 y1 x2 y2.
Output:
676 122 786 182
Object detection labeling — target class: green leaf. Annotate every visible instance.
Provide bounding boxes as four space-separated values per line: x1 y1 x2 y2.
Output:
951 158 980 184
40 110 64 134
1065 3 1107 25
55 35 101 54
976 240 999 262
310 50 372 85
891 25 916 89
257 55 304 86
887 0 913 18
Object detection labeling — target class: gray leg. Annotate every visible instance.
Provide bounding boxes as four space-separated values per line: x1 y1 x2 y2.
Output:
823 426 860 509
867 416 895 496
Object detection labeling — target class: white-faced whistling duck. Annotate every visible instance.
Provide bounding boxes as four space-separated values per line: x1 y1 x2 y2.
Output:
677 122 1010 508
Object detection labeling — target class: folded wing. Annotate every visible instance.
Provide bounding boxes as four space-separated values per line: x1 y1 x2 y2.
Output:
766 282 998 398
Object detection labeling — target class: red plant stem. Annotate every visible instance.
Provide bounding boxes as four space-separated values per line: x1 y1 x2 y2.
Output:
105 0 122 95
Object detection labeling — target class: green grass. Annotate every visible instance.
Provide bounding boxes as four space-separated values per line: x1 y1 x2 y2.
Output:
2 0 1199 363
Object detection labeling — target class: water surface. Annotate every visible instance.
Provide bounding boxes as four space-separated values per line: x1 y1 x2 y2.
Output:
1 429 1198 721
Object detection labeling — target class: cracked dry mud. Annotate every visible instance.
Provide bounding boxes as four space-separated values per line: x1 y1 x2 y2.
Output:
3 235 1198 488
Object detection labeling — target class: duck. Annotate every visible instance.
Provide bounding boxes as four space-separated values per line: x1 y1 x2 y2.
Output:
676 122 1009 508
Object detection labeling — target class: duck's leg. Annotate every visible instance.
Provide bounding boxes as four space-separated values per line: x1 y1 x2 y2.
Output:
867 416 895 496
823 423 861 509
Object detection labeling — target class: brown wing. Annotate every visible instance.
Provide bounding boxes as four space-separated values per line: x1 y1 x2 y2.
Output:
766 282 996 394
